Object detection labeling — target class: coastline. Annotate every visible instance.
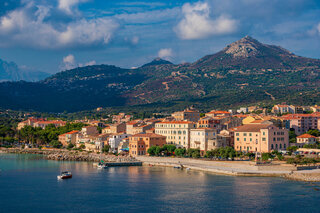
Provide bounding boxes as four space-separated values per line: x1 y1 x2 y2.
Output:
136 156 320 182
1 148 320 182
0 148 137 163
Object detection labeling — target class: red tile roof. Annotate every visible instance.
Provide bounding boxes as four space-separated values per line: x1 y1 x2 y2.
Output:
297 133 316 138
131 133 166 138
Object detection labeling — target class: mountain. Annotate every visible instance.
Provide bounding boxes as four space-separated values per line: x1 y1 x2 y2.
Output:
0 59 50 82
142 58 173 67
0 36 320 112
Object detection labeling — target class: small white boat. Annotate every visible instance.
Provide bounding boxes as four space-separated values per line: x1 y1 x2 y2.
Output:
57 171 72 180
97 163 108 169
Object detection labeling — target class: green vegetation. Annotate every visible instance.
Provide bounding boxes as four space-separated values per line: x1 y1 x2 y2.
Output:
102 145 110 153
286 157 320 166
18 122 85 147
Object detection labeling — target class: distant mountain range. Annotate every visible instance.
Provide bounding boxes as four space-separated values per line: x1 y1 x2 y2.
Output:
1 36 320 112
0 59 50 82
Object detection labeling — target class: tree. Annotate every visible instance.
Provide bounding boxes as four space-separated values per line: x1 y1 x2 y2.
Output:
147 146 157 156
50 140 62 148
102 145 110 153
175 148 186 157
287 146 298 152
67 143 74 149
154 146 163 156
79 144 86 149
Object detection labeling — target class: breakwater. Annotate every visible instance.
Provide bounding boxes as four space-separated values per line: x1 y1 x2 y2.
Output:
0 148 137 163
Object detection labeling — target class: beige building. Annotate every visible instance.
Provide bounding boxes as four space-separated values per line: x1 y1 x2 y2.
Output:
81 126 98 136
126 121 153 135
155 121 196 148
102 123 126 134
129 133 166 156
296 134 317 144
17 117 66 130
58 130 79 146
172 108 200 122
190 128 218 155
234 124 289 153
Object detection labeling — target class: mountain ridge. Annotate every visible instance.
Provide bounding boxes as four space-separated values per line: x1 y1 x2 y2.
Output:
1 36 320 112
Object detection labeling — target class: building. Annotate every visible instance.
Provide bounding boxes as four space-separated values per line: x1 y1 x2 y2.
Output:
129 133 166 156
155 121 196 149
112 113 132 123
237 107 248 114
126 121 153 135
310 105 320 113
296 134 317 144
102 123 126 134
281 113 320 135
190 128 218 155
81 126 99 136
58 130 79 146
206 110 231 118
171 108 200 122
234 124 289 153
108 133 130 152
272 104 295 114
17 117 66 130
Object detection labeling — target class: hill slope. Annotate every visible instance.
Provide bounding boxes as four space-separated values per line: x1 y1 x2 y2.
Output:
0 36 320 112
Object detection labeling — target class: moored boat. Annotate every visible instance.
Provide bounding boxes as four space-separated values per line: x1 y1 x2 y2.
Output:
97 162 108 169
57 171 72 180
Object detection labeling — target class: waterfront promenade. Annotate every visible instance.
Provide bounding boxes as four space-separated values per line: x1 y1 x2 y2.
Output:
136 156 320 181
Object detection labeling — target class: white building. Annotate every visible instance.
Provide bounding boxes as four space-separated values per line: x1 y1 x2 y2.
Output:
108 133 130 152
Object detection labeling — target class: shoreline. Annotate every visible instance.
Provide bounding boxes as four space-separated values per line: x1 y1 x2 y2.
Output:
1 148 320 182
136 156 320 182
0 148 137 163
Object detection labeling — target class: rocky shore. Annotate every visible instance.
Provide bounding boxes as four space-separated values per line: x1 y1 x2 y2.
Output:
285 170 320 182
0 148 137 163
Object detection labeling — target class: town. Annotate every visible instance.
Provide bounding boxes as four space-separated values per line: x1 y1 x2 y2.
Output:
1 103 320 164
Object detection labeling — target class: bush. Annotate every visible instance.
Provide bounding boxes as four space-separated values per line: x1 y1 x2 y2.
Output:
102 145 110 153
174 148 186 157
79 144 85 149
49 140 62 148
147 146 157 156
67 143 75 149
262 153 273 161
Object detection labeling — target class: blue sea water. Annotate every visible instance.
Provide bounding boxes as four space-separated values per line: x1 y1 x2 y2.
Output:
0 154 319 213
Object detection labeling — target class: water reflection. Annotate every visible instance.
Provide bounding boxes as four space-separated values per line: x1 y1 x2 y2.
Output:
1 154 320 213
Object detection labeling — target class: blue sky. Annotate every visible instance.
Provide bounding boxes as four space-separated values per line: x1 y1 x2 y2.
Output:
0 0 320 73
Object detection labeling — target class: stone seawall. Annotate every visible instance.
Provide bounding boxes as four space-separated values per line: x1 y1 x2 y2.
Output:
0 148 137 163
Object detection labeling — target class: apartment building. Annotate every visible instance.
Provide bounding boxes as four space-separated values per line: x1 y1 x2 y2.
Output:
296 134 317 144
126 121 153 135
272 104 295 114
129 133 166 156
108 133 130 152
171 108 200 122
102 123 126 134
234 124 289 153
155 121 196 148
281 113 320 135
190 128 218 155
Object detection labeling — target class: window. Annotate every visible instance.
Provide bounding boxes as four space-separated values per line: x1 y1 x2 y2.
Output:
262 138 266 141
236 133 239 136
243 133 247 136
237 138 239 141
249 133 252 136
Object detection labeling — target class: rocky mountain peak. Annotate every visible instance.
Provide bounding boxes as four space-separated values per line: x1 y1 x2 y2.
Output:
223 36 263 58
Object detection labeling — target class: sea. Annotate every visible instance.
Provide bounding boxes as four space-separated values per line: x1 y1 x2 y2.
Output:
0 154 319 213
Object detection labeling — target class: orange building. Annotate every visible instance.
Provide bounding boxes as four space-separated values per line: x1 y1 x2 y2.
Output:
129 133 166 156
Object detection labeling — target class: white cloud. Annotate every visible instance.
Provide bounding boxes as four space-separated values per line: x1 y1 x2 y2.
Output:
61 54 97 70
58 0 89 14
158 48 173 60
61 54 76 70
175 2 237 40
0 2 118 49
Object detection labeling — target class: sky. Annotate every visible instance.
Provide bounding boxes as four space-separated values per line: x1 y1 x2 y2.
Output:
0 0 320 74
